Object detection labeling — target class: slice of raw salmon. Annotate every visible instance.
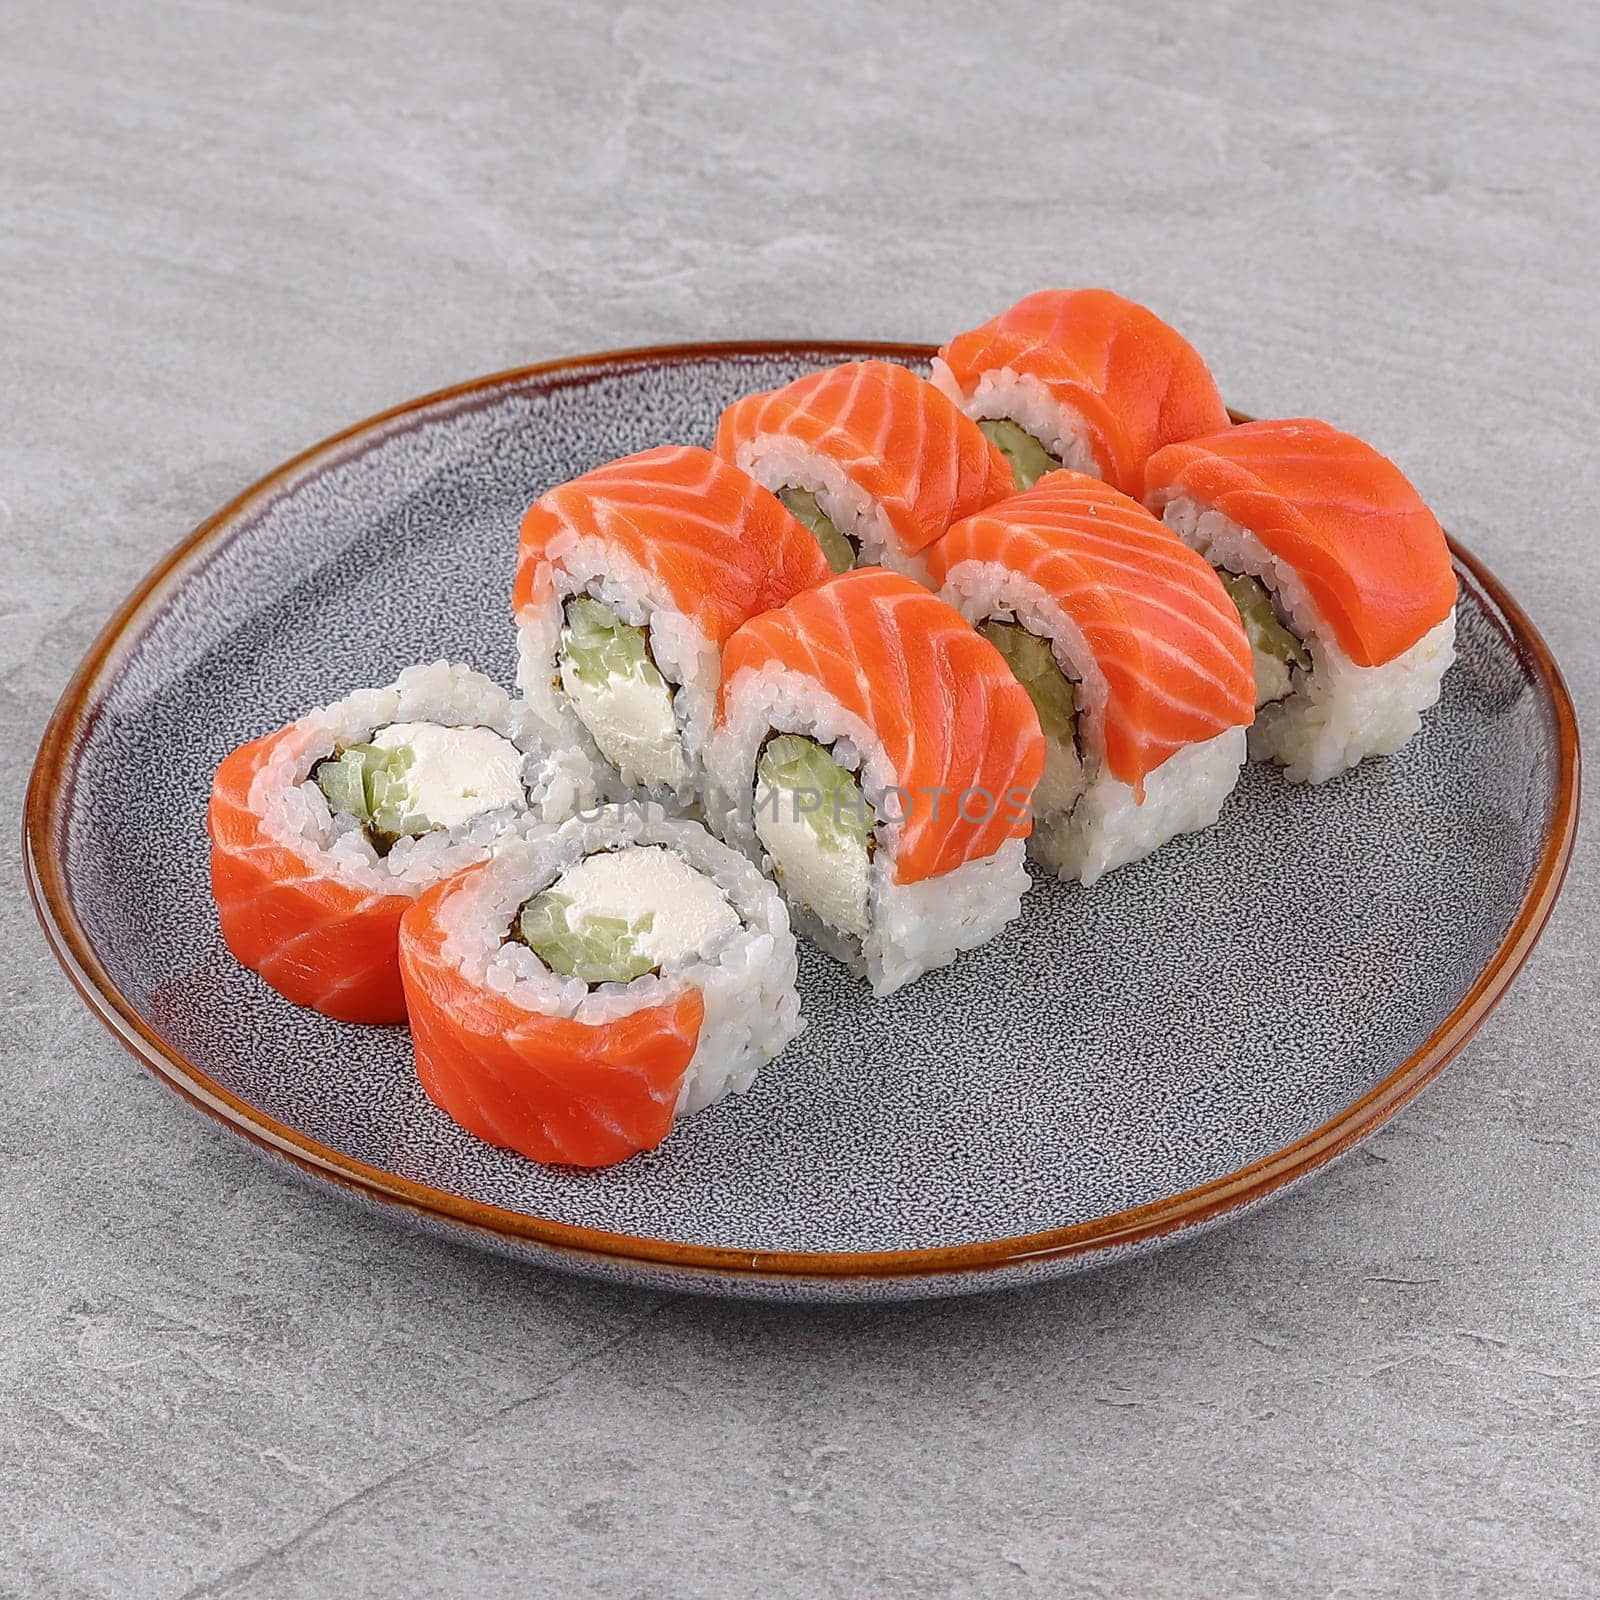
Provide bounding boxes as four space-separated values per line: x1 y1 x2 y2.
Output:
399 868 705 1168
1144 418 1458 667
928 471 1255 791
937 288 1230 501
514 444 833 632
207 730 410 1024
714 361 1014 564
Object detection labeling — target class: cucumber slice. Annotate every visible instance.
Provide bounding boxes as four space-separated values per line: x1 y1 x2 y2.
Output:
978 418 1063 491
776 487 857 574
559 597 663 690
364 746 431 839
979 620 1079 745
313 741 432 847
1218 570 1312 672
313 747 372 820
515 891 657 985
757 735 874 853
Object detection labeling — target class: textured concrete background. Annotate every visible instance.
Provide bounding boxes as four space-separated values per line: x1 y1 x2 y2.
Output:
4 1 1596 1594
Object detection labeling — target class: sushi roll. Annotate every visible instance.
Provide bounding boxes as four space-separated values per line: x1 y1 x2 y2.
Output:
713 359 1014 586
706 568 1045 997
398 805 802 1168
1144 419 1458 783
928 473 1255 886
207 661 592 1024
514 445 833 808
932 288 1230 498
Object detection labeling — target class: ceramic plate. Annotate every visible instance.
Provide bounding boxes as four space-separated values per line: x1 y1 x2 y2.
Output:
25 343 1579 1301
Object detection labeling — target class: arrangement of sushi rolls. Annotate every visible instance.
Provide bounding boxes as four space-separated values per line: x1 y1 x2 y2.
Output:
205 287 1464 1169
929 472 1256 885
1144 419 1458 783
207 661 593 1023
514 445 833 808
399 806 801 1167
706 568 1044 996
932 288 1230 498
714 359 1014 585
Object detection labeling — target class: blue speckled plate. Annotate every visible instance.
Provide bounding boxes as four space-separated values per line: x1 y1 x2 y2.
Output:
25 344 1580 1301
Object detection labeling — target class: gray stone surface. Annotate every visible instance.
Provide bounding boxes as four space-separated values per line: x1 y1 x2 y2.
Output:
2 0 1595 1593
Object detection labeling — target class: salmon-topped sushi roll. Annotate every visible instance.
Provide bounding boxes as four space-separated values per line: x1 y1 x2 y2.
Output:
514 445 833 809
1145 419 1458 783
933 289 1230 499
208 661 593 1023
705 568 1045 996
399 806 802 1168
714 359 1014 586
929 474 1255 886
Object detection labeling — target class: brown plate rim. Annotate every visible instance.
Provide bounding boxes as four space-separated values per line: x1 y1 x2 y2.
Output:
22 340 1584 1286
